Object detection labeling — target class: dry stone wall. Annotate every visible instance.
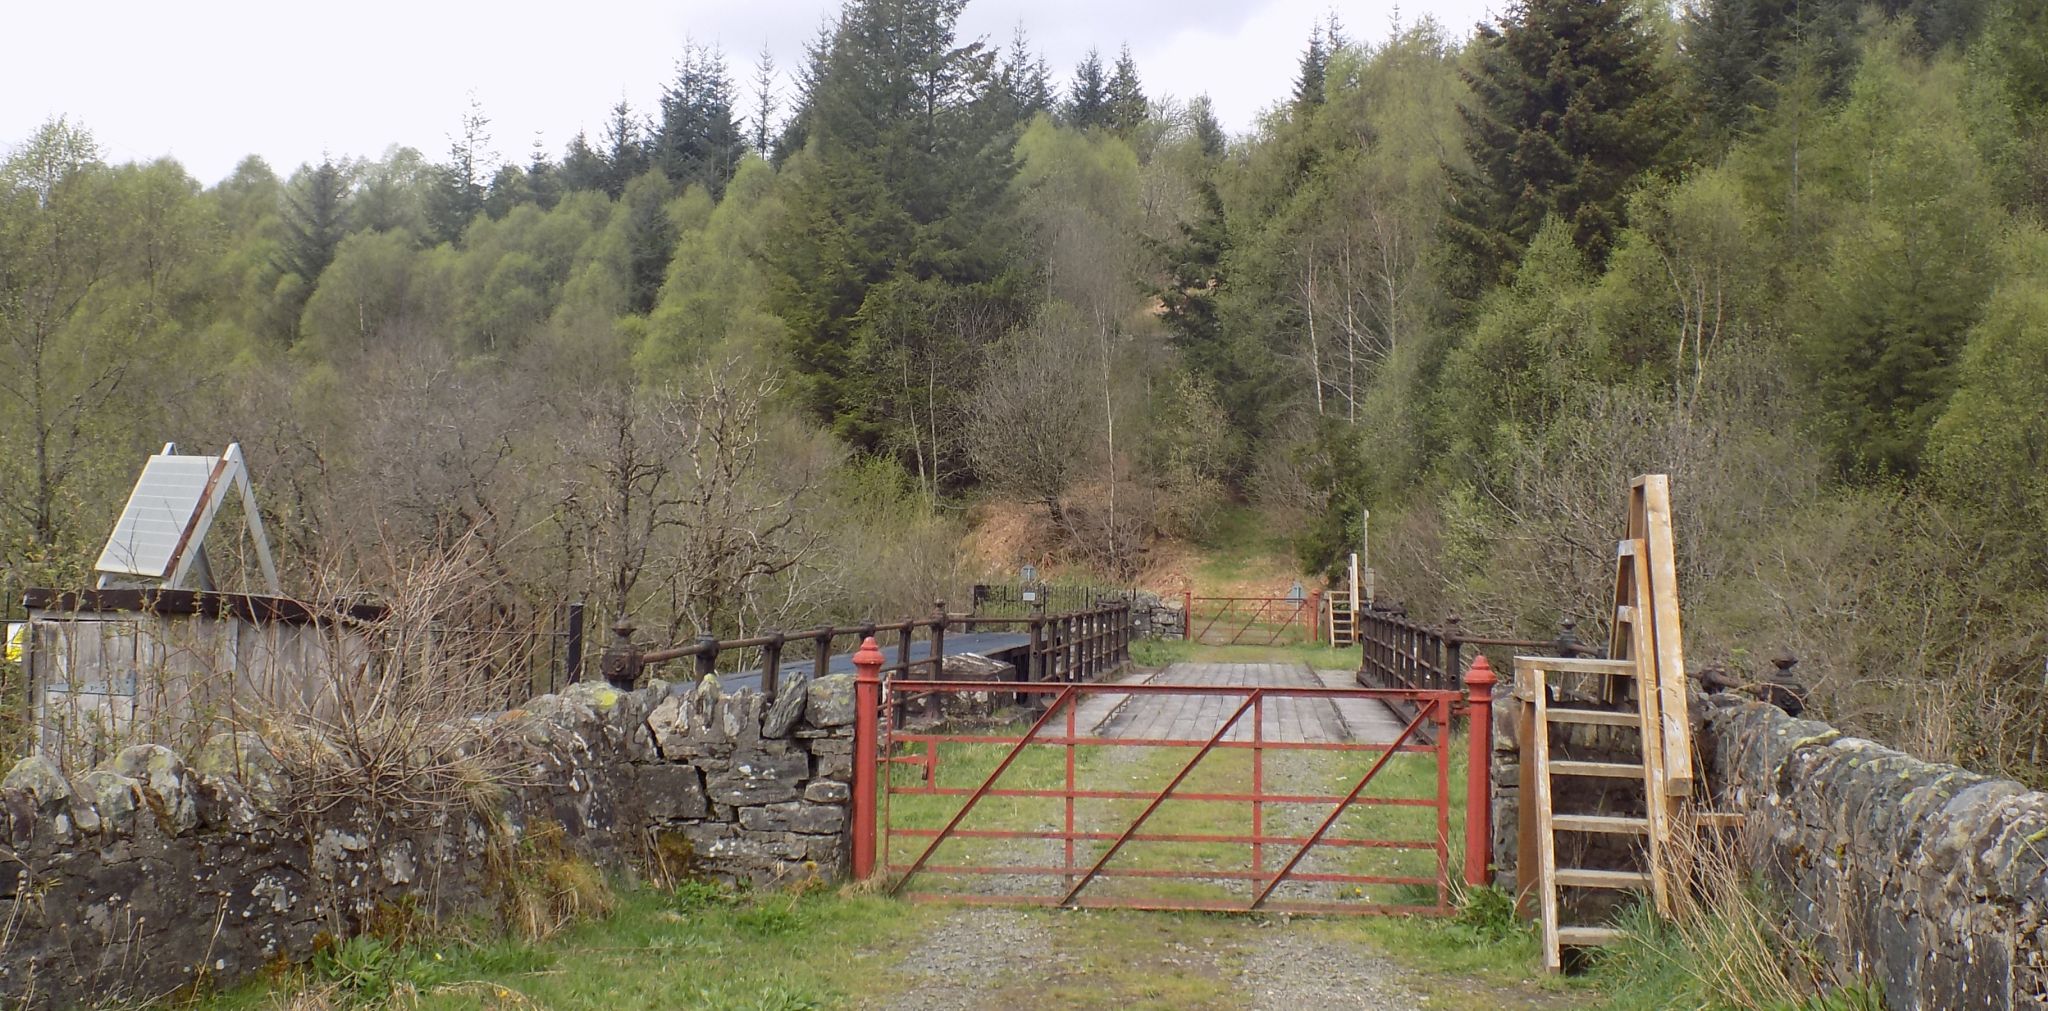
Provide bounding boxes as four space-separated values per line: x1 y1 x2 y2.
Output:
1699 694 2048 1010
0 673 859 1010
1488 687 2048 1008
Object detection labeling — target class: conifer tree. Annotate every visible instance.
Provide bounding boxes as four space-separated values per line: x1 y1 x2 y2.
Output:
1293 23 1329 112
600 101 651 199
427 98 492 244
765 0 1022 441
1064 48 1110 129
1445 0 1681 300
559 132 608 193
1106 45 1148 135
654 43 746 198
1189 94 1227 158
277 158 351 286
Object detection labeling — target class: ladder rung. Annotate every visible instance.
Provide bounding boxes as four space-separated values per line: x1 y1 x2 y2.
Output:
1555 867 1650 889
1547 707 1639 727
1557 925 1626 947
1697 811 1744 829
1553 814 1648 834
1549 760 1645 779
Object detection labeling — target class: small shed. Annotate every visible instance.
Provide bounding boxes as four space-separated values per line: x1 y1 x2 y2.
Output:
17 441 381 769
20 588 382 770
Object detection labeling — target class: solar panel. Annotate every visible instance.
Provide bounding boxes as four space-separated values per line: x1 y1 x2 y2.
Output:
94 453 218 579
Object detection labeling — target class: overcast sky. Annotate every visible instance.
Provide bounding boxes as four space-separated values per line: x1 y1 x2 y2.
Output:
3 0 1500 186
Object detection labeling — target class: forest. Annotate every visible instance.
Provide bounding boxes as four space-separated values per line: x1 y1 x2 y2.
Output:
4 0 2047 780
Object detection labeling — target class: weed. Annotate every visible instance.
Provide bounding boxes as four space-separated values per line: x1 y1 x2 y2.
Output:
1451 883 1527 943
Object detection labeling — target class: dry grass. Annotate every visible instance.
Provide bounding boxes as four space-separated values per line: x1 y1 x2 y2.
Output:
1591 811 1884 1011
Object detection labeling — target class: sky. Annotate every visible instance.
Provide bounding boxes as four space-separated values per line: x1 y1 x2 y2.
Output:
1 0 1499 186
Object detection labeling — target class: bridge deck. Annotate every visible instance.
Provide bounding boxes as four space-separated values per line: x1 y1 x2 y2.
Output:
1093 661 1408 743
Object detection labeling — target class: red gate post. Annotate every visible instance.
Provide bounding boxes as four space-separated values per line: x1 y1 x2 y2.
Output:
1462 655 1498 889
851 636 884 881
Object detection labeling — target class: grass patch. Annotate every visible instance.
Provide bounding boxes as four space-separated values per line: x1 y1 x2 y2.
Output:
194 884 937 1010
1582 896 1887 1011
1190 504 1300 589
1131 639 1362 671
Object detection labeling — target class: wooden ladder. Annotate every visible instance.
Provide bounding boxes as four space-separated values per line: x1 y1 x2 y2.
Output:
1515 474 1704 972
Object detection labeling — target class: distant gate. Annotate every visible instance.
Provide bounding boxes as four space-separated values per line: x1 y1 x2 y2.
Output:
1184 593 1320 646
871 676 1467 915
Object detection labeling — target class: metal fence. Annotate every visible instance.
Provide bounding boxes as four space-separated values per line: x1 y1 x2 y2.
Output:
599 601 1135 703
1356 605 1599 693
969 583 1119 618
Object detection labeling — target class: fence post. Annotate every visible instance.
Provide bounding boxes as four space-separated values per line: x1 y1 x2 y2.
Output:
599 617 641 691
693 633 719 680
563 601 585 686
851 636 884 881
761 631 784 701
1443 616 1464 696
1182 587 1193 642
1462 654 1498 889
1028 615 1044 683
1307 588 1321 644
931 599 947 678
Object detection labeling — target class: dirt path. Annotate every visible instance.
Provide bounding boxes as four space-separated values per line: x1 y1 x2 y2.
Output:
865 905 1576 1010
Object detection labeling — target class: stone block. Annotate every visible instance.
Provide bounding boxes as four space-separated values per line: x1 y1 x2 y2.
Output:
806 675 856 727
762 673 811 738
705 750 808 806
636 765 708 821
803 780 850 804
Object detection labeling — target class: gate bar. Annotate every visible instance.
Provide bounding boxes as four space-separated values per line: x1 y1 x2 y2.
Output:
1055 689 1263 907
887 683 1079 895
1249 700 1435 910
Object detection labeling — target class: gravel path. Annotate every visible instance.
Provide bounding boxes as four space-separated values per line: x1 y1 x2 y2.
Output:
1242 929 1429 1010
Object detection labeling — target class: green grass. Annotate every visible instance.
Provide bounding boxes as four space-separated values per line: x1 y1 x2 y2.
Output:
1131 638 1363 671
196 885 942 1010
1190 503 1300 589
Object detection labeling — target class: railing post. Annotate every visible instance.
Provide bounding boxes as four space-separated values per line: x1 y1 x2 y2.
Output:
1462 654 1498 889
1182 587 1193 642
1028 615 1044 683
931 599 948 678
693 633 719 680
761 631 784 701
563 600 585 686
1554 617 1582 658
599 617 641 691
1443 615 1464 696
851 636 884 881
813 629 832 681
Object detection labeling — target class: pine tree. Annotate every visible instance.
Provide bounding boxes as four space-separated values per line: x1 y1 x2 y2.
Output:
1064 48 1109 129
600 101 650 198
427 98 492 244
1445 0 1681 300
559 132 608 193
765 0 1023 444
525 136 562 210
1293 24 1329 112
1106 45 1148 135
276 158 351 285
654 43 746 198
751 44 779 154
1686 0 1857 136
1189 94 1227 158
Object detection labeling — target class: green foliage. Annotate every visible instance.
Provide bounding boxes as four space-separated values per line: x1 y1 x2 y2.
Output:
1447 0 1683 297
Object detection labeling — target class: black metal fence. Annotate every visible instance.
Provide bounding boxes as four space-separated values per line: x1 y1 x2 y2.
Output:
601 600 1135 704
1356 604 1598 692
969 583 1118 618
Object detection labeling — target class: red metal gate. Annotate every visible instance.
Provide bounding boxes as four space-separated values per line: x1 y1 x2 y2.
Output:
860 674 1481 915
1184 593 1321 646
